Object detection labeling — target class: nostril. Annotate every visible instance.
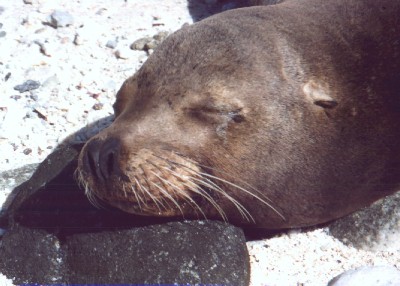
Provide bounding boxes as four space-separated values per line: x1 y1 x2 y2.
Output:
98 138 121 181
87 151 98 178
83 139 103 181
99 149 116 181
82 138 121 183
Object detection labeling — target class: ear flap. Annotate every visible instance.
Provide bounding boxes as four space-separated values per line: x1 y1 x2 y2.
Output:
303 80 338 109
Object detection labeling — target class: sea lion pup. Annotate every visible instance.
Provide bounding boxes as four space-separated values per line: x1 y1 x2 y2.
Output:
77 0 400 228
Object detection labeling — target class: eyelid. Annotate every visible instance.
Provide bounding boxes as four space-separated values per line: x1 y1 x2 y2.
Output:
186 104 245 123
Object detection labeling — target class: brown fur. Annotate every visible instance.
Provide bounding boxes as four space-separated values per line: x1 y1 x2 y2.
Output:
78 0 400 228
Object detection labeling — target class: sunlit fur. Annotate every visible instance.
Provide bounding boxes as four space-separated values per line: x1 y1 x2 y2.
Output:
76 150 284 223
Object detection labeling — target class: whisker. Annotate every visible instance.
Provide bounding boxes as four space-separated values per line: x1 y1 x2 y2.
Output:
139 164 173 209
183 156 274 203
150 181 185 218
161 166 228 221
158 160 252 221
156 155 285 221
200 170 285 221
193 176 254 222
155 156 252 221
122 184 128 198
134 177 165 212
150 170 208 220
130 181 147 208
75 169 104 209
128 184 143 211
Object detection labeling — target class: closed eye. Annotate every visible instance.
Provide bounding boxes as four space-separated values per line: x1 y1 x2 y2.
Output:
186 105 245 124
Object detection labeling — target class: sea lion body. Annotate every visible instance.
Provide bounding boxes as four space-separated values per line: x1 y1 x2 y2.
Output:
78 0 400 228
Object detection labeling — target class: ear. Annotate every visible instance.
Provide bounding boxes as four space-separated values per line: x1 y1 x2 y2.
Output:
303 79 338 109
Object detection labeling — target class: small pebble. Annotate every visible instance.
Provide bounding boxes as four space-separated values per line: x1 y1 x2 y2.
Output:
328 265 400 286
115 48 131 59
145 40 158 50
47 10 74 28
93 103 104 110
14 80 41 93
106 39 118 49
23 0 33 4
0 31 5 38
23 148 32 155
42 75 60 89
10 95 22 100
73 33 83 45
29 94 39 101
5 72 11 81
34 40 53 57
153 31 169 41
130 37 153 51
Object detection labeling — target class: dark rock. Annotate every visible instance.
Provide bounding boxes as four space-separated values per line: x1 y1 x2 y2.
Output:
0 31 5 38
13 80 40 93
328 265 400 286
0 141 249 285
0 222 249 285
0 227 65 284
47 10 74 28
66 221 249 284
329 192 400 251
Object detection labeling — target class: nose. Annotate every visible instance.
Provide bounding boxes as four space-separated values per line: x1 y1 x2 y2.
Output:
82 138 121 183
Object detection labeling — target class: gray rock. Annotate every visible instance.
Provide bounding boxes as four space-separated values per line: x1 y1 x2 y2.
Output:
0 141 249 285
328 266 400 286
130 31 170 52
0 163 39 197
66 221 250 284
130 36 153 51
0 227 65 284
0 143 79 218
0 221 250 285
153 30 170 42
0 31 5 38
329 191 400 251
47 10 74 28
13 80 40 93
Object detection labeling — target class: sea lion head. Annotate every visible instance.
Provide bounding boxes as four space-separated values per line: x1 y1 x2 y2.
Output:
77 17 289 226
77 2 400 228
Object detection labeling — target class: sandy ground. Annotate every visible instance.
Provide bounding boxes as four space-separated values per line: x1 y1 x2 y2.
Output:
0 0 399 285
